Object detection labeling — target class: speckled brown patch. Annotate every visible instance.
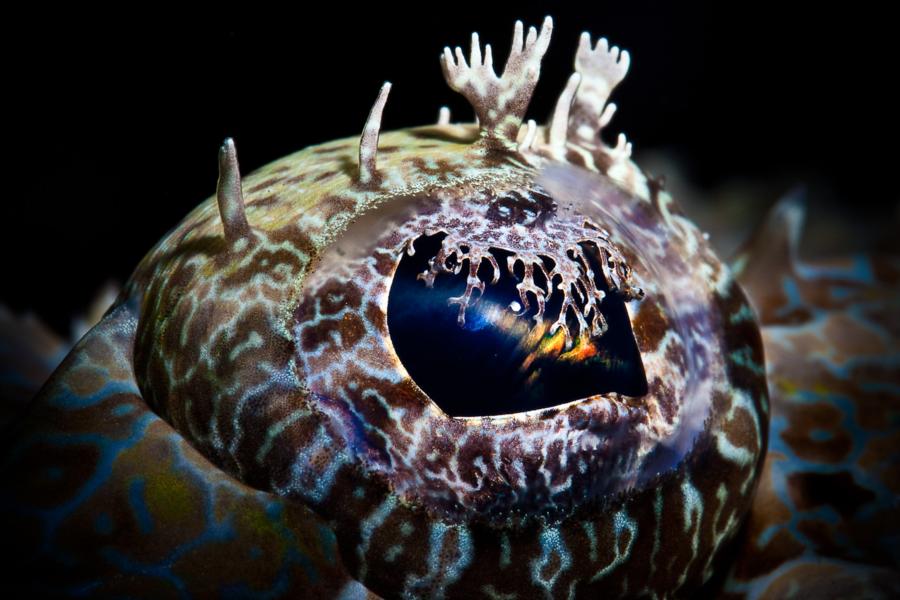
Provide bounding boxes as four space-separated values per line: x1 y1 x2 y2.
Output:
300 313 367 353
312 144 352 154
780 402 852 463
249 194 279 208
631 299 668 351
313 170 338 182
246 178 282 194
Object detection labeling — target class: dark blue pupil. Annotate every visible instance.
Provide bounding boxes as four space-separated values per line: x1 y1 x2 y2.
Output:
387 233 648 417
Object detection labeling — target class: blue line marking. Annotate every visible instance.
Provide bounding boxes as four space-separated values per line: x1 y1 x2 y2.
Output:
129 478 154 535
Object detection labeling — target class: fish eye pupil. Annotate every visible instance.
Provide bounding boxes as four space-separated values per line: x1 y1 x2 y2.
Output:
387 232 648 417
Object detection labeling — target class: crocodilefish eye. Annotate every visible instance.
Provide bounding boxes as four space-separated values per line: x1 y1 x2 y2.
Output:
4 17 769 598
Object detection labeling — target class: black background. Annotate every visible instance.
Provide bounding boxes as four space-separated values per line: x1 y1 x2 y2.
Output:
4 3 895 333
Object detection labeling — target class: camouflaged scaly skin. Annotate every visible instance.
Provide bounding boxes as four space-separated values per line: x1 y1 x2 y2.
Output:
2 303 368 597
722 200 900 598
0 15 894 599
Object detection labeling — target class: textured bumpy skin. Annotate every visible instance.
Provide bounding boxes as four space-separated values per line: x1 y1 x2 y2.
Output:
721 200 900 598
0 16 895 599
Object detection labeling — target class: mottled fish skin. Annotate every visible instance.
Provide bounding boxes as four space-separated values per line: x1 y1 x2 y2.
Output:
2 14 892 600
722 198 900 598
1 301 367 597
0 283 119 429
0 306 68 427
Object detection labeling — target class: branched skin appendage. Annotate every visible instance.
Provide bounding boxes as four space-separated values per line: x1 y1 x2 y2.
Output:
416 216 643 348
17 13 900 600
415 234 501 325
441 17 552 147
570 33 630 143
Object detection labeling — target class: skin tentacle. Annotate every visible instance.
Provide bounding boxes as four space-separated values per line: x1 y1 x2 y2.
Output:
569 33 630 143
216 138 253 245
358 82 392 185
441 17 553 147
